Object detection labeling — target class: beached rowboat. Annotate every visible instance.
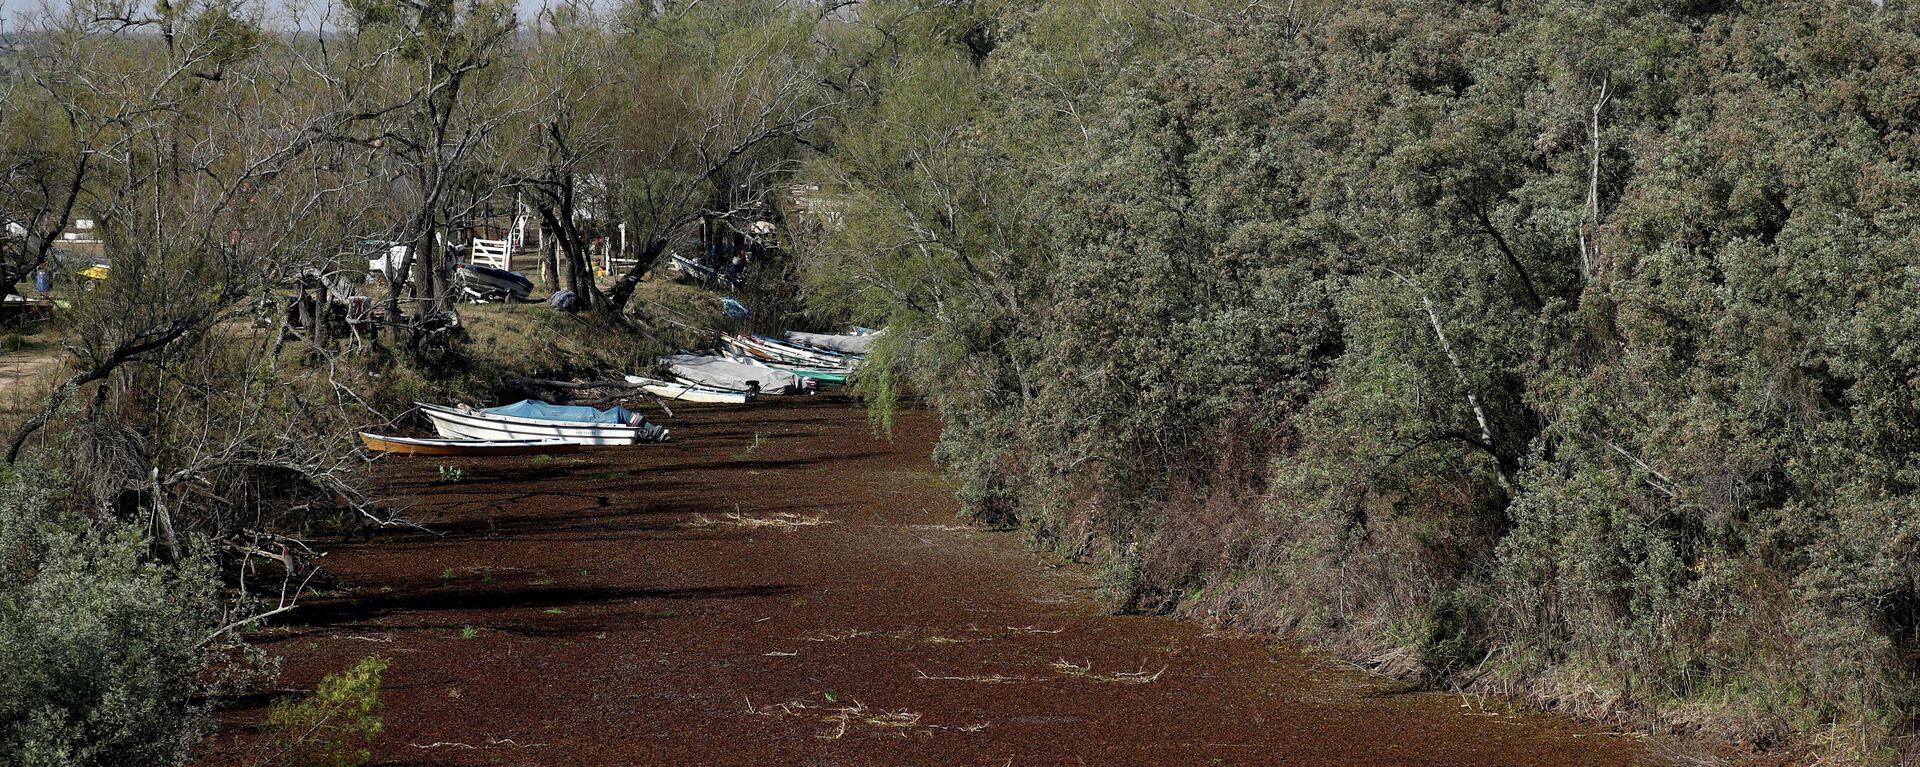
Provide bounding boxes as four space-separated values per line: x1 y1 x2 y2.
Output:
623 375 755 404
661 354 811 394
784 330 878 356
417 402 664 445
721 352 850 387
359 433 580 456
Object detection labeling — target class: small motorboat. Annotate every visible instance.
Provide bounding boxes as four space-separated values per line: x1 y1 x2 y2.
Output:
623 375 755 404
359 433 580 456
720 351 849 387
455 263 533 301
721 334 854 370
661 353 811 394
417 401 669 445
784 329 879 356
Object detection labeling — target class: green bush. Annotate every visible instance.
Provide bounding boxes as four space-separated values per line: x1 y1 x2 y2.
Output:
804 0 1920 759
262 656 388 767
0 469 226 767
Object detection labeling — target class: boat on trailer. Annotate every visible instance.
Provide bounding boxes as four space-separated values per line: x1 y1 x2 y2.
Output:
416 402 667 445
359 433 580 456
623 375 755 404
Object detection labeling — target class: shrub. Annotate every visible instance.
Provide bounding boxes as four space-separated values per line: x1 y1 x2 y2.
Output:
262 656 388 767
0 468 226 767
803 0 1920 759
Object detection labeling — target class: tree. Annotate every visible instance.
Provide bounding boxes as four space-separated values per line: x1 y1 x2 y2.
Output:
509 0 619 312
4 0 388 604
0 78 88 301
596 0 836 318
327 0 518 327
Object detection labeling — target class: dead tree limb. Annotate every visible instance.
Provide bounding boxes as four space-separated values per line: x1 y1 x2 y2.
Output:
1389 270 1516 494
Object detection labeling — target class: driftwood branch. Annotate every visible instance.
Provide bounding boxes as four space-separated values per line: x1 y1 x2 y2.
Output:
6 310 220 463
1388 270 1516 494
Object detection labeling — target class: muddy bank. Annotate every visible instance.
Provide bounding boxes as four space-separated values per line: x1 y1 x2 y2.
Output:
197 396 1682 766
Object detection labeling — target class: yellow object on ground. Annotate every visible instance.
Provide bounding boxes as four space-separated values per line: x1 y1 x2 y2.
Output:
77 266 110 280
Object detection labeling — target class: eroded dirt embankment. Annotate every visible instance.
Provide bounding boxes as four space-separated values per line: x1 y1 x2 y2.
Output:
197 396 1682 766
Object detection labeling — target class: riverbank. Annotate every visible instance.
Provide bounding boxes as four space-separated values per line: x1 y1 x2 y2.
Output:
197 396 1697 766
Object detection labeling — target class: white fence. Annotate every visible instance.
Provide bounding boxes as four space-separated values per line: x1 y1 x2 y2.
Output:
470 237 511 270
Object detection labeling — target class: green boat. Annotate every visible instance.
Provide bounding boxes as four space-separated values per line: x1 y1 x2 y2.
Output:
780 366 849 387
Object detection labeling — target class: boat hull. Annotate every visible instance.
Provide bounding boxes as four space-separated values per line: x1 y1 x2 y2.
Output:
785 369 848 386
417 403 648 446
623 375 753 404
360 433 580 456
662 354 809 394
456 265 533 300
719 352 850 386
723 335 854 370
785 330 877 356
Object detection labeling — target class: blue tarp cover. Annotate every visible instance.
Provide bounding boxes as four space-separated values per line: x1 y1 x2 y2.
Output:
484 399 634 425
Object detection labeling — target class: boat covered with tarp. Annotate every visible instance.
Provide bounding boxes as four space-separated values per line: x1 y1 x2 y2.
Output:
661 354 810 394
721 351 850 387
485 399 641 424
784 330 879 356
418 400 670 445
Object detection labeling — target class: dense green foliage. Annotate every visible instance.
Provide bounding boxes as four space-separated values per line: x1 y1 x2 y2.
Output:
263 656 387 767
5 0 1915 761
799 0 1920 757
0 468 229 767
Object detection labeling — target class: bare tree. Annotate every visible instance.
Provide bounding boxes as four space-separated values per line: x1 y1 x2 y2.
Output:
596 1 840 318
313 0 520 335
0 29 101 298
2 0 396 564
508 1 618 311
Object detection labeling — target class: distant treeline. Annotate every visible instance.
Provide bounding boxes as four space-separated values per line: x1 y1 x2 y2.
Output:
796 0 1920 759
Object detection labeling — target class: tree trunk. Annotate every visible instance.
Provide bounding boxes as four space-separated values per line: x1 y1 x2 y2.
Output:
530 198 606 313
564 235 590 299
314 280 330 347
410 229 438 319
606 238 671 311
541 236 560 292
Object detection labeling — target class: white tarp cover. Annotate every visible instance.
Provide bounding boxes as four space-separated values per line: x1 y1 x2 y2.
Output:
368 245 410 281
784 330 877 356
661 354 806 393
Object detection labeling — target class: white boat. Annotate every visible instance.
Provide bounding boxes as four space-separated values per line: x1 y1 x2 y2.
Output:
416 402 661 446
719 350 850 387
359 433 580 456
623 375 754 404
785 330 879 356
661 353 811 394
723 334 855 370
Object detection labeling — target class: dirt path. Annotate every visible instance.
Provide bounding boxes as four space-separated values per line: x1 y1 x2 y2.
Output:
200 397 1675 766
0 347 64 415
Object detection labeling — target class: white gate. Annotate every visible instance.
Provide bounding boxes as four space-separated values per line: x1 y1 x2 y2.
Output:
470 237 511 270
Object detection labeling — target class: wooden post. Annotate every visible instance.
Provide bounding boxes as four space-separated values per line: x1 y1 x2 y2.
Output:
314 279 330 347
